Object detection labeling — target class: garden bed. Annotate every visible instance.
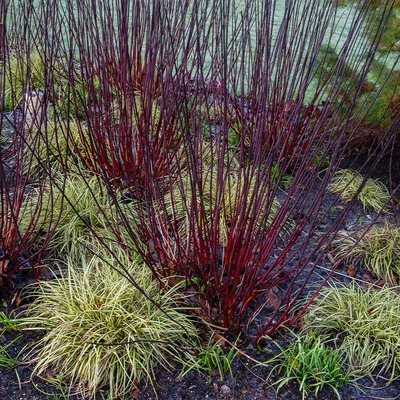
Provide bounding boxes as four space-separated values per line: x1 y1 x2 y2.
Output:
1 144 400 400
2 1 400 398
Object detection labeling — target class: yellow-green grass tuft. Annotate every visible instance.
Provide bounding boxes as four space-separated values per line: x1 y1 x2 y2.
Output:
22 249 198 399
18 172 141 261
303 283 400 379
334 222 400 284
328 169 391 212
23 120 89 177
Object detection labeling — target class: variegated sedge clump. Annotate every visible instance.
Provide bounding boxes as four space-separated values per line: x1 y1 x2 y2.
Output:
328 169 391 212
334 222 400 284
22 248 198 400
18 172 141 262
303 282 400 379
23 120 90 178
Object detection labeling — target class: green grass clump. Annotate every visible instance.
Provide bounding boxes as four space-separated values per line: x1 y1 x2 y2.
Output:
313 38 400 131
0 337 21 369
261 330 348 400
22 249 198 399
334 222 400 283
357 58 400 128
181 334 238 383
0 312 21 333
303 283 400 379
0 316 22 381
328 169 391 212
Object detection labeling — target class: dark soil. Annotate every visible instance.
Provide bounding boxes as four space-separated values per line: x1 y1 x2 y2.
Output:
1 113 400 399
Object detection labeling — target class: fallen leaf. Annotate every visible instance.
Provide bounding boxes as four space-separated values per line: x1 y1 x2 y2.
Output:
13 294 22 307
264 289 281 311
131 388 140 400
384 275 398 286
38 265 53 280
363 273 374 283
213 331 226 347
347 267 356 277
